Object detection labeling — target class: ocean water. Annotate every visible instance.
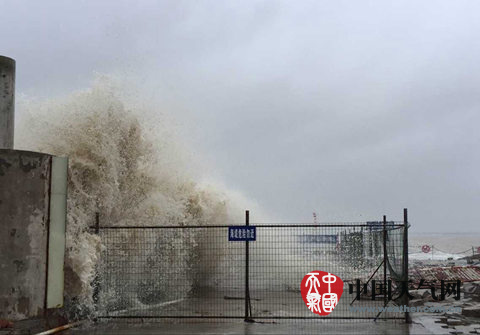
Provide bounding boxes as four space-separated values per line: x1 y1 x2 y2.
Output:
410 233 480 261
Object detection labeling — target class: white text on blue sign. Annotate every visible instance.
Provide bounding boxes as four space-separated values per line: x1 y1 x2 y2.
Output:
228 226 256 241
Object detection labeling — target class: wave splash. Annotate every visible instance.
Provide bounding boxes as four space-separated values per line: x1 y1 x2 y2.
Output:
16 80 247 318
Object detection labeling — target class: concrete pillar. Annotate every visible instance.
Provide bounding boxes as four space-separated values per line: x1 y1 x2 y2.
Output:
0 56 15 149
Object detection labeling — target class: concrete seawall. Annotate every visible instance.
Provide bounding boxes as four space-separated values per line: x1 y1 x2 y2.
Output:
0 149 51 319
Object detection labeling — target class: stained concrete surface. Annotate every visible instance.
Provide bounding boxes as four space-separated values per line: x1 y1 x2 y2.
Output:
0 150 51 320
66 320 432 334
0 55 15 149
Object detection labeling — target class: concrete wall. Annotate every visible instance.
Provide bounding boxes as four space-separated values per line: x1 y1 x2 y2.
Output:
0 56 15 149
0 149 51 320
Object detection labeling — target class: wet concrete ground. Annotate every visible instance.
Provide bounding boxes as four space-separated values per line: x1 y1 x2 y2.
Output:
100 289 400 319
82 288 434 334
67 320 432 334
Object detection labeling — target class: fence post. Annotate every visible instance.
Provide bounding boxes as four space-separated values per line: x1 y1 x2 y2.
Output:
403 208 411 323
245 210 252 322
93 212 100 312
95 212 100 234
383 215 387 318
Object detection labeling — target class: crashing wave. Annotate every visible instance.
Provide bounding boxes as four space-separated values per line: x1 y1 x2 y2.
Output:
15 80 251 318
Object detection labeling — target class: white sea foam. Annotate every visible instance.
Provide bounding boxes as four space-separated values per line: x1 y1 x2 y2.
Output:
15 78 263 317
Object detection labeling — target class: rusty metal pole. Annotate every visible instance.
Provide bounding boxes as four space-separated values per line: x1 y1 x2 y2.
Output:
0 56 15 149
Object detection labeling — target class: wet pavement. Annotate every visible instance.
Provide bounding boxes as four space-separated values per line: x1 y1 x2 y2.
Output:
67 319 432 334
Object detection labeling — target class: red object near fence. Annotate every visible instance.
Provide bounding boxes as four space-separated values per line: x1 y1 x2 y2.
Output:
422 245 431 253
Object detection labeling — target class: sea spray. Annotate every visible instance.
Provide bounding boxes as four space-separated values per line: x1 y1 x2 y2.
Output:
15 81 242 317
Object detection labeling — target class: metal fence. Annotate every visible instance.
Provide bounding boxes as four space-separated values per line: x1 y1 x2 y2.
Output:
92 211 409 321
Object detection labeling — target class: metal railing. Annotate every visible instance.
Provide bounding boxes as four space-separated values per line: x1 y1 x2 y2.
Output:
92 210 409 322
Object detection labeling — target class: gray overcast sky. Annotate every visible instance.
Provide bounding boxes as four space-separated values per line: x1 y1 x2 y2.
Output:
2 1 480 232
